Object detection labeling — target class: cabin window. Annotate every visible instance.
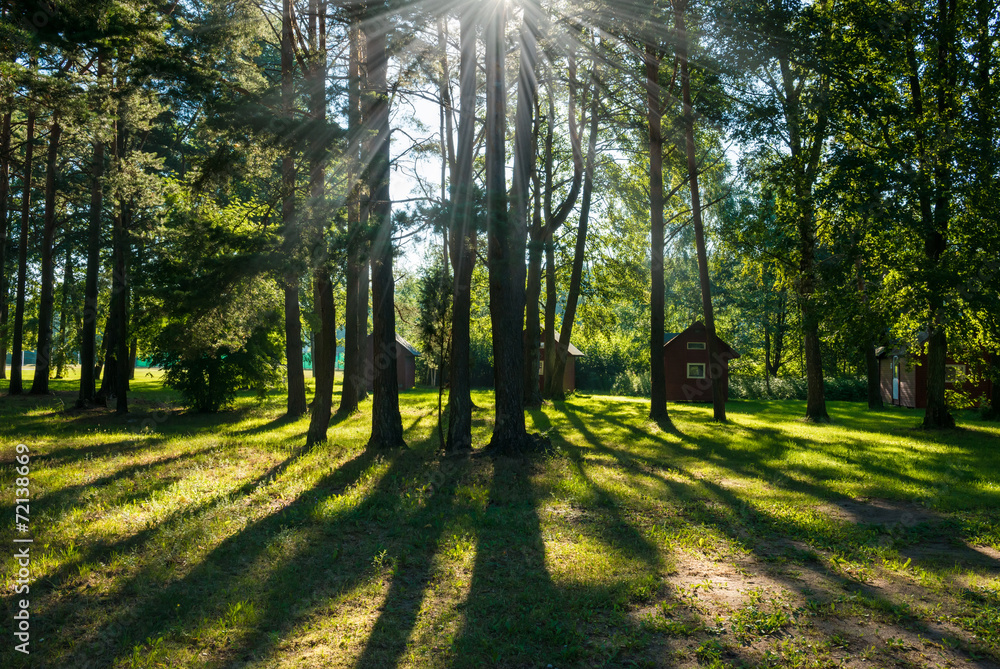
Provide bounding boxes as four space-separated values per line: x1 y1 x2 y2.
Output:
946 364 967 383
687 363 706 379
687 342 706 350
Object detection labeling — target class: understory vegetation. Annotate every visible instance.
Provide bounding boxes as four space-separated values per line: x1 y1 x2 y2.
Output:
2 373 998 668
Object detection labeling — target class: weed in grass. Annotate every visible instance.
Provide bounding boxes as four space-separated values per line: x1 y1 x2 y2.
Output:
729 588 792 644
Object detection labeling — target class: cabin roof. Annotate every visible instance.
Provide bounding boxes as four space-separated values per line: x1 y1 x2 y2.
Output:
540 333 585 357
367 332 420 357
663 321 740 358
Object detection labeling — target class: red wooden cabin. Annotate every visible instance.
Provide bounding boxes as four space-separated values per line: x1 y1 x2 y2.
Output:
364 333 420 391
664 322 740 402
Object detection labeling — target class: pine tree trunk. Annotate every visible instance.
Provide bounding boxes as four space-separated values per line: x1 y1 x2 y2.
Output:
446 8 477 453
676 4 725 421
95 316 112 401
537 54 584 401
111 197 130 415
0 109 10 381
305 0 334 446
550 66 600 400
55 246 73 379
79 52 105 405
31 115 62 394
801 290 827 421
9 106 34 395
307 272 336 445
523 166 544 405
541 238 556 394
366 8 405 450
511 0 540 409
923 321 954 428
646 44 668 422
340 17 365 415
281 0 307 417
922 1 957 429
485 1 531 453
128 338 137 380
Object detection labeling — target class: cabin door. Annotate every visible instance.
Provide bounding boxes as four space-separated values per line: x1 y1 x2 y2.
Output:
892 356 900 404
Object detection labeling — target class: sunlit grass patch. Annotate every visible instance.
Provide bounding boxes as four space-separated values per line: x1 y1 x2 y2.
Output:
2 379 1000 667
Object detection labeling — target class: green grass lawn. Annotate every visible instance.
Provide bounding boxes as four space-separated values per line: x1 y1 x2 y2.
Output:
2 372 999 668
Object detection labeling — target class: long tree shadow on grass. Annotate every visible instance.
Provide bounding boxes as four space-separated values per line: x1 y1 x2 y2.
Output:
15 440 324 625
12 442 383 668
86 443 508 669
549 400 1000 664
0 439 211 531
351 453 470 668
558 401 1000 567
566 398 1000 509
447 452 688 668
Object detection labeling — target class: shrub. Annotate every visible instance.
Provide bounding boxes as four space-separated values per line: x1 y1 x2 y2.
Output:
729 376 867 401
611 370 652 397
156 322 283 412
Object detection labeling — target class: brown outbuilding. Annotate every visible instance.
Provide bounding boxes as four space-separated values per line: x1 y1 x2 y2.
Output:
364 333 420 391
876 336 994 408
539 333 585 393
663 322 740 402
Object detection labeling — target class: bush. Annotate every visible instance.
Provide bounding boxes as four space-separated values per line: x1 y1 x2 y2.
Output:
576 334 646 393
156 323 283 412
729 376 867 402
610 370 652 397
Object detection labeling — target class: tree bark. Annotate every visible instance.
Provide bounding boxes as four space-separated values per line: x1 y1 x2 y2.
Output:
307 272 336 445
96 313 117 404
523 158 544 403
339 17 365 415
778 51 829 422
55 243 73 378
366 6 405 450
0 109 10 381
9 106 34 395
282 0 307 417
30 115 62 393
646 44 668 422
922 0 957 429
485 0 531 453
111 197 130 414
446 7 478 453
306 0 335 446
549 62 600 400
511 0 540 408
676 3 725 421
79 54 105 405
533 53 584 403
128 338 137 380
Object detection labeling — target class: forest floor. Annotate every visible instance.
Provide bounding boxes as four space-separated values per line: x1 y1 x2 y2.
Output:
1 371 999 668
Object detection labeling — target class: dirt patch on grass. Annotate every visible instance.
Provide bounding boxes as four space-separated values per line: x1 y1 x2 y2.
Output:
648 539 1000 668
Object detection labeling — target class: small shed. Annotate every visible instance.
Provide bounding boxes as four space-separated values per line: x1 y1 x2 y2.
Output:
876 337 994 408
539 333 585 393
364 333 420 391
664 322 740 402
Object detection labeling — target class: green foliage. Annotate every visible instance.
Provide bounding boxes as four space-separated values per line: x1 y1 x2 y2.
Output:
156 310 283 413
575 332 646 393
610 370 652 397
415 259 451 383
729 376 867 402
